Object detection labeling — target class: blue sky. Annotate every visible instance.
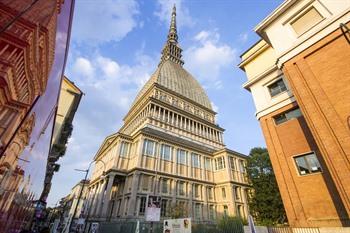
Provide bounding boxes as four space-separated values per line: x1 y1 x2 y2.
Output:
48 0 283 206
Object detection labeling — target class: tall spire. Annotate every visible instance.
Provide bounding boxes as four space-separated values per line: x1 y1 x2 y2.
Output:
159 4 184 66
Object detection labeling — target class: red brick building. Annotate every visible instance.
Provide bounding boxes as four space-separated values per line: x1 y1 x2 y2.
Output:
239 0 350 228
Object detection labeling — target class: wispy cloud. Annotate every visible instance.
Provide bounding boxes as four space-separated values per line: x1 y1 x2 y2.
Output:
184 29 237 89
72 0 139 44
154 0 195 28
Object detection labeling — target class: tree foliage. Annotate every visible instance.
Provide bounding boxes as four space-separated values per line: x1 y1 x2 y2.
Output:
246 147 287 226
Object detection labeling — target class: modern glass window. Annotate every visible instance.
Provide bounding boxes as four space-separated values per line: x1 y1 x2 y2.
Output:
177 149 187 165
160 144 172 161
119 141 129 158
294 152 322 175
205 158 212 170
268 78 287 97
143 139 156 157
191 153 200 168
139 196 146 216
215 157 225 170
178 181 185 196
222 187 226 199
229 157 235 170
274 107 302 125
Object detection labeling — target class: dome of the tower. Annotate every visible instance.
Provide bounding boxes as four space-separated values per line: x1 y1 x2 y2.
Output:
133 60 212 110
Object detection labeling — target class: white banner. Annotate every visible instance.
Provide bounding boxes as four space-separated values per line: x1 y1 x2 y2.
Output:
163 218 191 233
145 195 161 222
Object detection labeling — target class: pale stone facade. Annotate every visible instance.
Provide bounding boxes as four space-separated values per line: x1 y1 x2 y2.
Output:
85 6 249 225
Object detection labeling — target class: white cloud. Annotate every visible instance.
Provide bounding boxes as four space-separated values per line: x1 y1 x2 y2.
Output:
239 32 249 43
154 0 195 28
72 0 139 44
73 57 94 78
184 30 237 89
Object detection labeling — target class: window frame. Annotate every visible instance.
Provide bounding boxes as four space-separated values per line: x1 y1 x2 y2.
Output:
160 144 172 161
142 139 156 157
274 107 302 125
293 151 322 176
191 153 201 168
119 141 130 158
177 149 187 165
267 78 287 98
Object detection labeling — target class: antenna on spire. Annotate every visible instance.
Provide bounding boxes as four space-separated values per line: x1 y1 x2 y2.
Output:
159 3 184 66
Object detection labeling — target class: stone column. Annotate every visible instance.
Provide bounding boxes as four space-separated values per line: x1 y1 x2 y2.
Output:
95 179 107 217
101 173 115 218
127 172 140 216
171 179 177 205
90 183 101 216
188 182 193 217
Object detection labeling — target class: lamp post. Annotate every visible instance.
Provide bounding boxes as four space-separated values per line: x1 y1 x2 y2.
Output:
67 159 106 233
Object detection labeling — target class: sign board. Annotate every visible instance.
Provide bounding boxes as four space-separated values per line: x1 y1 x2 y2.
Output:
145 195 161 222
163 218 191 233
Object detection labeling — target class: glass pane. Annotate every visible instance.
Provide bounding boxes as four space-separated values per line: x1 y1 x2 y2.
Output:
306 153 322 173
286 108 302 120
274 113 287 125
295 156 310 175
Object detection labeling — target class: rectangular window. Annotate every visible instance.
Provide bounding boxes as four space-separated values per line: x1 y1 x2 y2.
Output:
274 107 302 125
223 205 228 217
222 187 226 199
178 181 185 196
291 7 324 35
229 157 235 170
161 144 172 161
268 79 287 97
239 160 245 173
194 184 200 198
142 175 149 191
215 157 225 170
162 179 169 193
194 203 201 220
294 152 322 175
143 139 156 157
139 197 146 216
235 186 240 200
209 205 215 220
119 141 129 158
208 187 213 200
177 149 187 165
191 153 200 168
160 199 168 217
205 158 212 170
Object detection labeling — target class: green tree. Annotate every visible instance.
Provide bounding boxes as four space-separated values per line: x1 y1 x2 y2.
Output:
246 147 287 226
168 203 188 219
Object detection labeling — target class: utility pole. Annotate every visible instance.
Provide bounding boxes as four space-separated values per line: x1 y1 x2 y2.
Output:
67 159 106 233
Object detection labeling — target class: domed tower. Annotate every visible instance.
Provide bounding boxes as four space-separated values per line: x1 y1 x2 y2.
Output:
87 5 249 225
120 5 224 149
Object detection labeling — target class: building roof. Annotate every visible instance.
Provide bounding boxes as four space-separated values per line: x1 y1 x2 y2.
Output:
131 5 212 110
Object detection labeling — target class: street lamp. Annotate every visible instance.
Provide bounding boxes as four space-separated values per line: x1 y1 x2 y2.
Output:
67 159 106 233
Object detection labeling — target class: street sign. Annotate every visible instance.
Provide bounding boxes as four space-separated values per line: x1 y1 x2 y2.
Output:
163 218 191 233
90 222 99 233
145 195 161 222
